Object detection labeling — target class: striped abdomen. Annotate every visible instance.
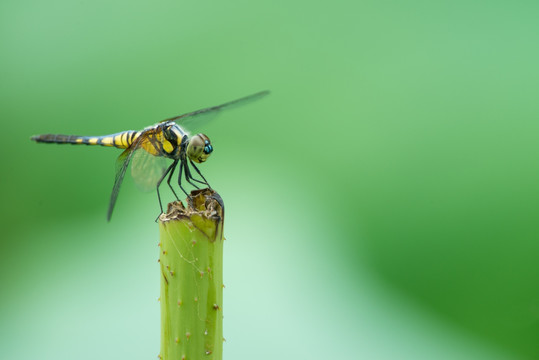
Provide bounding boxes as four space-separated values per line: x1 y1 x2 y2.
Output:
31 131 140 149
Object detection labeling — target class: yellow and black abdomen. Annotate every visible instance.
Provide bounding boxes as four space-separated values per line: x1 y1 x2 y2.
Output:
31 131 140 149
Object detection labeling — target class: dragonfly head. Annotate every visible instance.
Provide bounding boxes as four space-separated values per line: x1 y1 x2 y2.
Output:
187 134 213 163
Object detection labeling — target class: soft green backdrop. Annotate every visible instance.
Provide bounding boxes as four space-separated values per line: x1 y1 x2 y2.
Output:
1 0 538 359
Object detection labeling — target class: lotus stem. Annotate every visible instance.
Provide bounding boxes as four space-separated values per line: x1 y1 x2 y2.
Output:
158 189 225 360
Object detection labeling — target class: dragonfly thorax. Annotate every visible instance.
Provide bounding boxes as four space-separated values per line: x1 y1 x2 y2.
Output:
187 134 213 163
161 123 186 158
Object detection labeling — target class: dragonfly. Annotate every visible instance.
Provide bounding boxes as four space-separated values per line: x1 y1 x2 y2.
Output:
31 90 269 221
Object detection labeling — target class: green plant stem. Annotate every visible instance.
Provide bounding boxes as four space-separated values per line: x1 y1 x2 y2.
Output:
158 189 224 360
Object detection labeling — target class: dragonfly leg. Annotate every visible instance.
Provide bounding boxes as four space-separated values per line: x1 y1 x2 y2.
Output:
178 160 198 209
166 161 180 201
184 160 207 186
177 160 190 197
156 159 178 216
188 176 207 186
183 161 201 190
189 160 211 188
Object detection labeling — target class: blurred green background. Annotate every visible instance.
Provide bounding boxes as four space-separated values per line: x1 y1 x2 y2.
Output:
1 0 539 359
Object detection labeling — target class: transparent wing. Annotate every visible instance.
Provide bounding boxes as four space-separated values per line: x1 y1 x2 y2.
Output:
108 144 138 221
106 129 163 221
160 90 270 132
130 147 167 192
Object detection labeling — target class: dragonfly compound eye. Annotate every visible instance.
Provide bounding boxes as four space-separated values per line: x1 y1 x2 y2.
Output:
187 134 212 163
